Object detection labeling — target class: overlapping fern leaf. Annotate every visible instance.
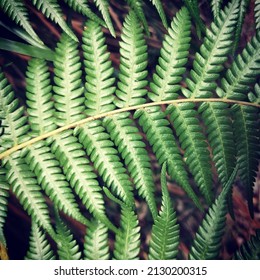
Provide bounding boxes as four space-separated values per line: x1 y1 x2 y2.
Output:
55 210 81 260
25 222 56 260
84 220 110 260
255 0 260 31
76 19 134 205
136 7 202 209
0 0 43 45
104 11 157 218
149 163 179 260
210 0 223 19
189 166 238 260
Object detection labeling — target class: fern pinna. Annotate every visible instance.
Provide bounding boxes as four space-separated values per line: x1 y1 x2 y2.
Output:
0 0 260 260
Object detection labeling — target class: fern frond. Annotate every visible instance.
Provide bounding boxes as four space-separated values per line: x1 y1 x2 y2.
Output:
255 0 260 31
31 0 78 42
55 211 81 260
83 20 116 116
84 220 109 260
149 162 179 260
199 102 236 186
232 0 250 54
53 33 84 127
0 168 9 246
113 201 140 260
75 120 134 205
0 0 43 45
115 11 148 108
216 35 260 100
234 230 260 260
26 58 56 136
63 0 105 26
168 103 213 204
125 0 149 35
149 7 191 102
231 104 260 218
183 0 205 38
103 113 157 219
3 152 56 239
93 0 115 37
189 166 238 260
135 107 202 210
183 0 240 99
210 0 223 19
134 8 202 209
25 222 56 260
50 130 117 232
149 0 167 28
0 69 30 152
23 141 89 226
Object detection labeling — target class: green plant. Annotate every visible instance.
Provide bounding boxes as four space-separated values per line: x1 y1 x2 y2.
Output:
0 0 260 260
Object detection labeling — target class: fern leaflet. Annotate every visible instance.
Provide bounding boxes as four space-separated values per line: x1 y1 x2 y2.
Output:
84 220 110 260
255 0 260 31
149 0 167 28
93 0 115 37
149 162 179 260
55 211 81 260
189 166 238 260
63 0 105 26
32 0 78 42
25 222 56 260
210 0 223 19
4 152 56 240
0 168 9 246
0 0 43 45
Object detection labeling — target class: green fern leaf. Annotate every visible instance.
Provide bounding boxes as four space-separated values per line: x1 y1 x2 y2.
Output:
55 211 81 260
22 141 89 226
210 0 223 19
112 201 140 260
93 0 115 37
199 102 236 186
63 0 105 26
26 58 57 136
183 0 205 38
216 35 260 100
104 12 157 218
32 0 78 42
53 33 84 127
125 0 149 35
135 8 202 209
183 0 240 99
149 0 167 28
234 230 260 260
0 168 9 246
25 222 56 260
149 162 179 260
84 220 109 260
103 113 157 219
189 166 238 260
3 152 56 240
255 0 260 31
115 11 148 108
0 0 43 45
168 103 213 204
135 107 202 210
75 120 134 205
231 104 260 218
50 130 117 232
232 0 250 54
0 69 30 152
82 20 116 116
149 6 191 102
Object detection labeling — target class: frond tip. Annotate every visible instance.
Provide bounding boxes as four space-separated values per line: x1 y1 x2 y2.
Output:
149 162 179 260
